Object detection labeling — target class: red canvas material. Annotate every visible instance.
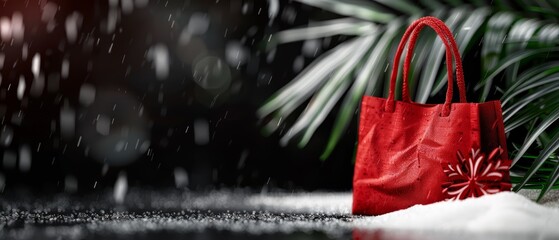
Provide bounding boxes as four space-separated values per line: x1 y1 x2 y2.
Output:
352 17 511 216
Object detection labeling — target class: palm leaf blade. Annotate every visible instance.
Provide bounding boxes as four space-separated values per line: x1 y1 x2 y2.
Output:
272 18 377 46
285 35 376 146
511 107 559 166
321 20 403 159
477 47 559 102
512 131 559 200
257 38 359 121
293 0 395 22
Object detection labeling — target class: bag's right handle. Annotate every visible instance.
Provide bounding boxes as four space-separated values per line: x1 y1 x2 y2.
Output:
385 16 467 116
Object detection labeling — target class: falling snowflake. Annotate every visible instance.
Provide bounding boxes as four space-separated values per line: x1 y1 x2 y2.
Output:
442 147 512 200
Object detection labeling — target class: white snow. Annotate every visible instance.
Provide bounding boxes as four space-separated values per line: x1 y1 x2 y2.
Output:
0 13 24 42
18 144 31 172
187 13 209 36
17 76 25 100
193 119 209 145
109 0 119 7
1 126 13 146
41 2 58 23
192 56 231 90
249 191 559 237
225 41 249 67
121 0 134 14
147 44 169 80
65 12 83 43
302 39 321 57
0 17 12 41
135 0 149 8
60 107 76 139
30 74 45 97
42 2 57 31
1 190 558 238
0 173 4 192
96 114 111 136
247 192 352 214
114 140 126 152
0 13 25 42
179 13 209 44
267 0 279 25
32 53 40 78
353 192 559 236
242 3 251 15
292 55 304 72
61 58 70 78
22 43 28 60
174 167 189 188
114 172 128 204
64 175 78 193
106 9 119 34
281 6 297 24
10 13 24 41
138 141 150 153
79 84 96 106
266 48 276 63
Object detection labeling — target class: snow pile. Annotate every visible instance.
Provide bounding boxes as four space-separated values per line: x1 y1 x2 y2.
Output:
247 192 352 214
355 191 559 236
245 190 559 237
2 189 559 239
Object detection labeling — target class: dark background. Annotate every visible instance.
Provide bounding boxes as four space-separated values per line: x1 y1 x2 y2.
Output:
0 0 357 194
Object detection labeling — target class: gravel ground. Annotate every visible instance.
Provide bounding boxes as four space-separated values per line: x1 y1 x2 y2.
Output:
1 189 557 240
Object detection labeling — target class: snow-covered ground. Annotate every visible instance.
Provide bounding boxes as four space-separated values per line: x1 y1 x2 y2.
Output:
1 189 558 239
356 192 559 238
249 190 559 239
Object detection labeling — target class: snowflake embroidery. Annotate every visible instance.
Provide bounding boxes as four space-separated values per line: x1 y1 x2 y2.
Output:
442 147 512 200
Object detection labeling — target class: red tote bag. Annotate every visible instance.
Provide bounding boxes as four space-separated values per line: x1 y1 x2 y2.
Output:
352 17 512 216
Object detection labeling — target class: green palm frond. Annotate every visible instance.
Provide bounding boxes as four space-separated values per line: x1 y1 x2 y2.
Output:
258 0 559 199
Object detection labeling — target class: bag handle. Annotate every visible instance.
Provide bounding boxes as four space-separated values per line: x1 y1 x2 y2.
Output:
402 17 467 104
385 16 467 116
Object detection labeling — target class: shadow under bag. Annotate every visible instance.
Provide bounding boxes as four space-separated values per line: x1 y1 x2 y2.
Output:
352 16 512 216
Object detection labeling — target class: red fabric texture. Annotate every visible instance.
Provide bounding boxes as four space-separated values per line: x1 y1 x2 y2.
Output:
352 17 510 216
